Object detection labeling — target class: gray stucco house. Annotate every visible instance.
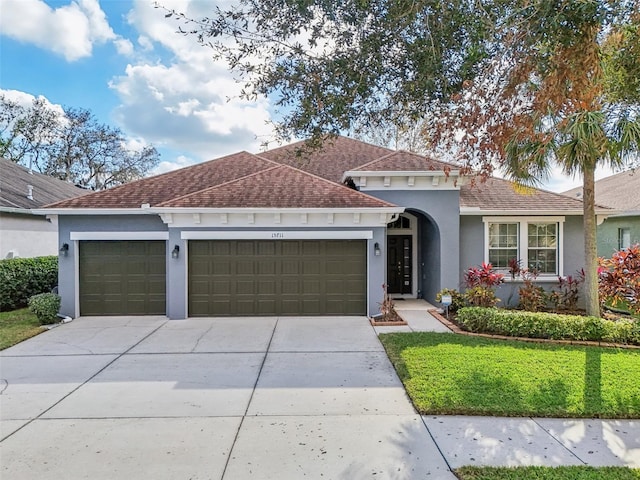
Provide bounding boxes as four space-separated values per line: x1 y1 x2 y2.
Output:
565 170 640 256
0 158 86 259
40 137 599 319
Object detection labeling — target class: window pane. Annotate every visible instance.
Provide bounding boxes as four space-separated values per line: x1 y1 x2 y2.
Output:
489 223 518 248
619 228 631 250
489 249 518 269
489 223 519 269
528 249 557 274
528 223 557 248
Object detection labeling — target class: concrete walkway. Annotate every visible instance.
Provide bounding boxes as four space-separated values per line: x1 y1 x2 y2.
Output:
1 315 638 479
1 316 453 479
380 300 640 469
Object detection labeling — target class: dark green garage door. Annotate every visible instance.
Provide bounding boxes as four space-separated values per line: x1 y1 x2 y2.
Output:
188 240 366 316
79 241 166 315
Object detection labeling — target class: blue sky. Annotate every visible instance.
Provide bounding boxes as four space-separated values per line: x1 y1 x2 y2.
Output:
0 0 276 174
0 0 610 191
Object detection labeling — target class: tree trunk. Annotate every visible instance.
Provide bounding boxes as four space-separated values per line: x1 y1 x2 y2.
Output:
583 165 600 317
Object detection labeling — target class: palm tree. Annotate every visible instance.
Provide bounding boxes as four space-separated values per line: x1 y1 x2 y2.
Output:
433 0 640 317
503 109 640 316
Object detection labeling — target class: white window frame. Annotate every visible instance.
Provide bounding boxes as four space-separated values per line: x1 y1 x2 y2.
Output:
483 216 565 280
618 227 631 250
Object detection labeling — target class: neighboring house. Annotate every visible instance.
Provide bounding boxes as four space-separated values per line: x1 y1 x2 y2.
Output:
565 170 640 256
40 137 603 319
0 158 87 259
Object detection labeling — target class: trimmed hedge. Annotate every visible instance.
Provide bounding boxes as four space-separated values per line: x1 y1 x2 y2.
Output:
0 256 58 311
28 293 61 325
457 307 640 346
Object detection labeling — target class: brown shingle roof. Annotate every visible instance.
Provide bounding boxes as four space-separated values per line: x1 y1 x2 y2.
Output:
261 136 392 182
159 163 395 209
460 177 590 211
41 135 594 213
349 150 456 172
564 170 640 211
47 152 275 209
0 158 87 209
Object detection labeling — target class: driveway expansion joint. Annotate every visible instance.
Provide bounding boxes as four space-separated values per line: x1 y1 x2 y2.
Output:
220 316 280 479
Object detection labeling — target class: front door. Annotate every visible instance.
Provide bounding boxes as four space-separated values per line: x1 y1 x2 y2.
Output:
387 235 412 295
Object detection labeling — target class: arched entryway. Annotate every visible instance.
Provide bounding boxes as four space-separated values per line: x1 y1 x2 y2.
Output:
386 209 441 302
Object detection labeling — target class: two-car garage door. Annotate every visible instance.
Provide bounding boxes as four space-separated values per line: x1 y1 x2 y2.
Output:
188 240 367 316
78 239 367 317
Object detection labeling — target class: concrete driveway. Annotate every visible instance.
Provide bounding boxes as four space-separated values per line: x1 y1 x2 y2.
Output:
0 316 454 479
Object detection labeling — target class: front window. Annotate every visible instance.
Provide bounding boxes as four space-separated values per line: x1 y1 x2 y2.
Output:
488 223 518 269
388 215 411 230
527 223 557 274
485 218 563 277
619 228 631 250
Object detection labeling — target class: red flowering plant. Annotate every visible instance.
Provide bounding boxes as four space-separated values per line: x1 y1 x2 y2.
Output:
598 245 640 315
549 269 585 312
463 262 504 307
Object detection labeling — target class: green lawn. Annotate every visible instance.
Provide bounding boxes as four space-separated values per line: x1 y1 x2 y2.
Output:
0 308 43 350
380 332 640 418
455 466 640 480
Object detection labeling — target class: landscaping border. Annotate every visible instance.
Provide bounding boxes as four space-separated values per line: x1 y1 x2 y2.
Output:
429 309 640 350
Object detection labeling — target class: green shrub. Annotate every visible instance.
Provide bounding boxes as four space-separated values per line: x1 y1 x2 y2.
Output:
28 293 61 325
0 256 58 311
464 286 500 307
435 288 466 312
457 307 640 345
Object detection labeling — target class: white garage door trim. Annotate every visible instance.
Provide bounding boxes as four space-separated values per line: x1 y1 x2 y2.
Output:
181 230 373 240
70 231 169 240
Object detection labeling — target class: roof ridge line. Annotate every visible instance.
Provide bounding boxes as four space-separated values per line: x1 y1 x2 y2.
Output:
155 163 281 207
262 157 397 207
45 150 263 208
350 149 458 172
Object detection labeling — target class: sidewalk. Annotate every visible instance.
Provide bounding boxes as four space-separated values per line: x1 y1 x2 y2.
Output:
375 299 640 469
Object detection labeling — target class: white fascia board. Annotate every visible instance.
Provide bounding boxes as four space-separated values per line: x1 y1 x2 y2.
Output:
182 230 374 240
342 170 460 181
70 231 169 241
32 208 153 215
0 207 36 215
482 215 566 223
151 207 404 215
461 208 585 216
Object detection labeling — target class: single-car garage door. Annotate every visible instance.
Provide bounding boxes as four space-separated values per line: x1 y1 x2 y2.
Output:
79 240 166 315
188 240 366 316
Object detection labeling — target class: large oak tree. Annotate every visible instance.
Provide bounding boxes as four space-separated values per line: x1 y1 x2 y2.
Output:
0 95 160 190
170 0 640 316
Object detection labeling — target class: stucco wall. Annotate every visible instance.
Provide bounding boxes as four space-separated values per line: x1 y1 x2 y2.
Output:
597 215 640 256
364 189 461 303
57 215 168 318
0 212 59 258
166 226 386 319
58 215 386 319
459 214 586 307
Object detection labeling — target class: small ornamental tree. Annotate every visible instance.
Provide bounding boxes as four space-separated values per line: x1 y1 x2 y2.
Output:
599 245 640 314
463 263 504 307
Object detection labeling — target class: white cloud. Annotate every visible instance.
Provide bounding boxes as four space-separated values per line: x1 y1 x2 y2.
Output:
0 89 65 117
153 155 198 175
0 0 130 61
114 38 135 57
108 0 275 162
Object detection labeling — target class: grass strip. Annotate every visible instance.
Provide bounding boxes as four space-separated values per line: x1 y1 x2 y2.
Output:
455 466 640 480
380 332 640 418
0 308 43 350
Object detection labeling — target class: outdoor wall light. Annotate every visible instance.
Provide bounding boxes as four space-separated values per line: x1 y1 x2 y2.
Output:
59 243 69 257
171 245 180 259
374 242 381 256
